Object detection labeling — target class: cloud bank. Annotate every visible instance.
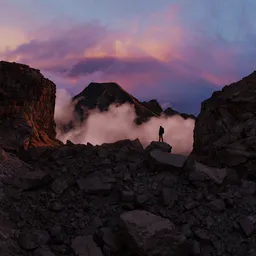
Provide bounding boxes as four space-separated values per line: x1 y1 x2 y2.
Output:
54 89 195 155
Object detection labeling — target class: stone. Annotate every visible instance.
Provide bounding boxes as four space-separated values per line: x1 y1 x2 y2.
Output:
51 177 73 195
161 188 177 207
208 199 226 212
33 247 56 256
181 224 193 238
48 201 64 212
135 194 150 205
193 228 211 242
145 141 172 153
19 229 50 250
240 180 256 196
239 215 256 236
189 162 227 185
121 190 135 202
77 176 112 195
150 151 187 169
71 235 104 256
120 210 186 256
184 201 199 210
99 227 121 253
14 170 51 190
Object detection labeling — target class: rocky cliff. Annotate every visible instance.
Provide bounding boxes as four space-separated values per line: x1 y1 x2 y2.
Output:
0 61 62 152
190 71 256 171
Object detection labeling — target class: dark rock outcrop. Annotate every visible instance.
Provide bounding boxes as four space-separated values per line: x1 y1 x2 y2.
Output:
164 107 196 120
142 99 163 115
189 71 256 171
0 61 62 152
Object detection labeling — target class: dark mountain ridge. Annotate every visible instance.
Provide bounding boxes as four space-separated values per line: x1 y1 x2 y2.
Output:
71 82 196 125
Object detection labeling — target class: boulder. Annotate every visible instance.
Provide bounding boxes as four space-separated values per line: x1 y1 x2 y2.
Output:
71 235 103 256
12 170 51 190
0 61 61 151
149 151 187 170
189 162 227 185
189 71 256 169
145 141 172 153
120 210 187 256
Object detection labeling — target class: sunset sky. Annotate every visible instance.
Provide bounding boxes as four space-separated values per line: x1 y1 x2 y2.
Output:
1 0 256 114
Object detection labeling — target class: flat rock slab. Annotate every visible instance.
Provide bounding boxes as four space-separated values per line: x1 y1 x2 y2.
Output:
120 210 186 256
150 151 187 168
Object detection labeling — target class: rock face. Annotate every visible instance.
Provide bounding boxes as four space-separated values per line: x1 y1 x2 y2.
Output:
0 61 61 151
190 71 256 169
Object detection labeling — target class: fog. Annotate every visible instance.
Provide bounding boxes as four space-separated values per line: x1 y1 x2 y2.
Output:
54 89 195 155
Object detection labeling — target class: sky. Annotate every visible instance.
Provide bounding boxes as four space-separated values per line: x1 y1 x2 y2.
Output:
1 0 256 114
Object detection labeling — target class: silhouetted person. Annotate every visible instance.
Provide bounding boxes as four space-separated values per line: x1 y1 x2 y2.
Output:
159 126 164 142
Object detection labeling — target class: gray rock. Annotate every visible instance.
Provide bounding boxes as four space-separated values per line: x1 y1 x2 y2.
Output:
120 210 186 256
71 235 103 256
33 247 56 256
51 177 73 195
135 194 150 205
189 162 227 185
48 201 64 212
161 188 177 207
14 170 51 190
150 151 187 169
239 215 256 236
99 227 121 253
145 141 172 153
240 180 256 196
184 201 199 210
208 199 226 212
121 190 134 202
19 229 50 250
193 228 211 242
77 176 112 195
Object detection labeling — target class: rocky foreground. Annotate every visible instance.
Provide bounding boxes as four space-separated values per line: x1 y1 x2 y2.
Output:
0 140 256 256
1 61 256 256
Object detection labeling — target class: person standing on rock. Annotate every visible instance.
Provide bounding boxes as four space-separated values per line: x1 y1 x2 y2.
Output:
159 126 164 142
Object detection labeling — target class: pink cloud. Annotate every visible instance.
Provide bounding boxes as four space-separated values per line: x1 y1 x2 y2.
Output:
1 3 254 115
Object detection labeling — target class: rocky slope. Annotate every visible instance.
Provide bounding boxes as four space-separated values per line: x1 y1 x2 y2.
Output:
0 61 62 152
71 82 195 125
1 139 256 256
189 71 256 172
